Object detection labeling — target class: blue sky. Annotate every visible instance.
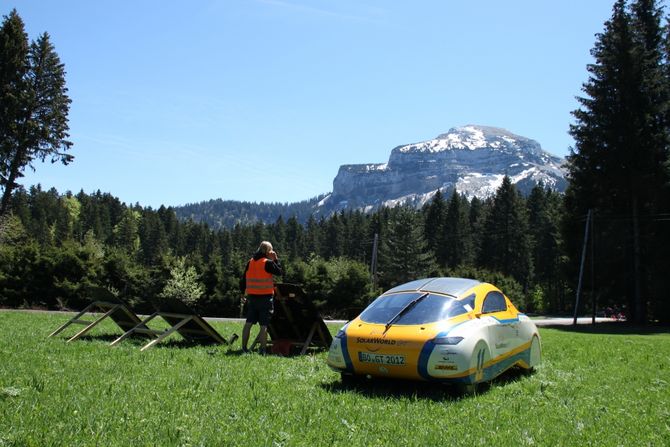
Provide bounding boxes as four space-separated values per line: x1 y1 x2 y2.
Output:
10 0 616 208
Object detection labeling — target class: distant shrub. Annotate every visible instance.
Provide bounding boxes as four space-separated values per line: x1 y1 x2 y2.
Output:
158 257 204 306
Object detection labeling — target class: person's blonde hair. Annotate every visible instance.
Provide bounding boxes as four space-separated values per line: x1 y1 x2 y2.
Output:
258 241 273 255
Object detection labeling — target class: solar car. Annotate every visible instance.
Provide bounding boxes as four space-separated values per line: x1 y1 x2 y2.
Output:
327 277 541 392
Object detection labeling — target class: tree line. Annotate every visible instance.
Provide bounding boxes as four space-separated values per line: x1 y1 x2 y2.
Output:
0 180 567 319
565 0 670 323
173 196 327 229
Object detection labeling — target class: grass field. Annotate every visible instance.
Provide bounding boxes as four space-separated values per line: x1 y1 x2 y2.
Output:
0 311 668 446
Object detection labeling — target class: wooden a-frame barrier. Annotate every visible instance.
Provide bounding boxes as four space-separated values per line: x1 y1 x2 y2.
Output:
48 289 152 343
111 297 237 351
251 283 332 355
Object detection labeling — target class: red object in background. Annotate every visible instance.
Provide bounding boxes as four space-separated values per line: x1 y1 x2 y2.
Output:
271 339 293 356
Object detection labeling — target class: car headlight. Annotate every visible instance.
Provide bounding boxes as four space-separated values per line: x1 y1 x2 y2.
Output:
432 336 463 345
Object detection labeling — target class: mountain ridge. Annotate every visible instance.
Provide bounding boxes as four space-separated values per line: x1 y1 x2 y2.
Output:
174 125 567 228
322 125 566 213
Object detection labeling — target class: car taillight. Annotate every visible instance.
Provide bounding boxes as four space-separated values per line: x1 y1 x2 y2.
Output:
432 336 463 345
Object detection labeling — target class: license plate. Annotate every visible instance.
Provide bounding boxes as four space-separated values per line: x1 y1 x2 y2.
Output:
358 352 405 365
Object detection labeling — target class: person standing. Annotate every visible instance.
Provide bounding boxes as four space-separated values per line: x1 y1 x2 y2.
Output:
240 241 282 353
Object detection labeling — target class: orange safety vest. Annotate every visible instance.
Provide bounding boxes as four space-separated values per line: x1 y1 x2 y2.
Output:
245 258 275 295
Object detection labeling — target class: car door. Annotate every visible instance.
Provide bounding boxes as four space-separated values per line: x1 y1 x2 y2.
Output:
481 291 513 358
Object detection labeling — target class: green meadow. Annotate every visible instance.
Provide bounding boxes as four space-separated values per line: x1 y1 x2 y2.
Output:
0 311 668 446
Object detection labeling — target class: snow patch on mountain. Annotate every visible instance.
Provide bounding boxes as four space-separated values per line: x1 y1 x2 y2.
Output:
456 173 505 200
320 125 567 215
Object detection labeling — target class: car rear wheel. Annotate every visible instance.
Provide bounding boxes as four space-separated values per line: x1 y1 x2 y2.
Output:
472 340 490 383
528 334 541 370
458 340 490 395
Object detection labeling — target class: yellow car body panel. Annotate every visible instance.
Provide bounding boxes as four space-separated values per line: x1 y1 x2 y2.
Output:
327 278 541 385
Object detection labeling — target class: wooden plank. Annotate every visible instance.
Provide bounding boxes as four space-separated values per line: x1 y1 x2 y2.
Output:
156 312 195 319
299 322 318 355
110 313 159 346
250 332 261 350
315 322 331 348
139 315 194 351
48 303 97 337
70 319 93 325
132 327 163 336
67 305 122 342
189 317 226 344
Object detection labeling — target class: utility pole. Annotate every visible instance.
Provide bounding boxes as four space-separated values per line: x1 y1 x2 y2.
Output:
632 196 642 324
370 233 379 292
591 212 596 324
573 209 592 325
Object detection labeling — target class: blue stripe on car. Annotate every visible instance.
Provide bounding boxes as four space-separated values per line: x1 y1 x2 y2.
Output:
488 315 521 324
417 336 439 380
340 330 354 373
417 318 531 382
447 344 532 384
417 321 469 380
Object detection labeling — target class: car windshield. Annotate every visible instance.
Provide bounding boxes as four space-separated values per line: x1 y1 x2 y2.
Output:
359 292 457 325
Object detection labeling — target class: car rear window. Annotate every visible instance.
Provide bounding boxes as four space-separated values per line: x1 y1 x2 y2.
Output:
359 292 456 325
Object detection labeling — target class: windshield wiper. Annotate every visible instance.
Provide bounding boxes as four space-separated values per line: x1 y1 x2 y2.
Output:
384 292 429 333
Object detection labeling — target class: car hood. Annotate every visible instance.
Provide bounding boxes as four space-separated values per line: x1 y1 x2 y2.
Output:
346 313 473 347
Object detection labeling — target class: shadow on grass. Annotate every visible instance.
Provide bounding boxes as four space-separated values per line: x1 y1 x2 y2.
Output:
50 333 123 344
218 347 330 357
56 333 331 355
61 333 226 350
320 367 534 402
542 321 670 335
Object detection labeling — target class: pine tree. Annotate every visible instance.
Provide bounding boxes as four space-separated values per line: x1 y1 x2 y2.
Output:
468 196 487 262
444 190 473 268
0 11 72 215
422 190 447 263
303 215 321 258
378 206 436 289
323 213 344 259
480 176 533 289
284 216 303 260
139 211 168 265
567 0 670 323
113 208 141 255
341 210 369 262
632 0 670 323
269 215 287 253
0 10 29 213
527 184 564 312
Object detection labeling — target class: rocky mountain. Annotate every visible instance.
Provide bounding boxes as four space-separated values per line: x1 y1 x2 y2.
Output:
175 125 567 228
318 125 567 213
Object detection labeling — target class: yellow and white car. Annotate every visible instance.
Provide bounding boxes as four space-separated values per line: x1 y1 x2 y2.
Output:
327 277 541 391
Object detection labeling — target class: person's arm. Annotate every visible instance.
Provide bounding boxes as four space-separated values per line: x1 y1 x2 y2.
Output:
265 251 283 276
266 260 282 276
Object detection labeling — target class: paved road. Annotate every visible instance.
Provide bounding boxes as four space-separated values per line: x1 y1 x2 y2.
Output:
160 315 617 325
209 317 616 326
1 308 614 326
532 316 616 326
